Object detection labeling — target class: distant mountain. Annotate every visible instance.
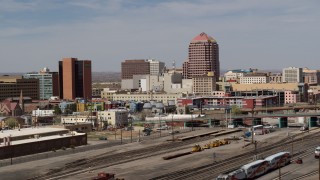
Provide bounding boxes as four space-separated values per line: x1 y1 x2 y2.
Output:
92 72 121 82
0 73 23 76
0 72 121 83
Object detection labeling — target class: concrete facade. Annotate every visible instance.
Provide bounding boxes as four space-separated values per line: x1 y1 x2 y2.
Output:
282 67 303 83
61 115 97 126
285 90 300 104
113 93 182 105
97 109 128 127
239 76 269 84
192 75 216 95
148 59 165 76
303 68 320 85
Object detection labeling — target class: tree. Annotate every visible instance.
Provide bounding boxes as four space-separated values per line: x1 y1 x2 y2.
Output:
231 105 242 115
185 106 191 114
53 105 62 115
65 104 76 115
5 118 18 129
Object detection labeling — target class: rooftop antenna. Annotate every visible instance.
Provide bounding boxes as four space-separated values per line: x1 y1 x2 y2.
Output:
172 60 176 71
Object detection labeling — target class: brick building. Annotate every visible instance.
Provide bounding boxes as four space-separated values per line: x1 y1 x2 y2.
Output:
59 58 92 100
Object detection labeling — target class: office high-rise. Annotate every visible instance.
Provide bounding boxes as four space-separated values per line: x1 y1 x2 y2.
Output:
183 32 220 80
59 58 92 100
23 67 59 100
121 60 150 79
282 67 303 83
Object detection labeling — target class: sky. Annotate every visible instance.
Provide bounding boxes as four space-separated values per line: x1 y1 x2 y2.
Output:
0 0 319 73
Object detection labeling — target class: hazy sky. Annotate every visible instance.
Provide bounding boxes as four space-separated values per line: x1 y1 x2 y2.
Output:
0 0 319 73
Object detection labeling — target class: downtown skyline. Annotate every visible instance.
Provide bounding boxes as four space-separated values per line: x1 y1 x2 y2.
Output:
0 0 319 73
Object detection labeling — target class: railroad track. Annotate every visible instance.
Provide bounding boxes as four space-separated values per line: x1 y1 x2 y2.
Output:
28 129 236 180
291 170 318 180
151 131 320 180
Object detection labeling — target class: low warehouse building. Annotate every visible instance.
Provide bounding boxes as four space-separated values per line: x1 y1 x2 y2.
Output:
0 127 87 160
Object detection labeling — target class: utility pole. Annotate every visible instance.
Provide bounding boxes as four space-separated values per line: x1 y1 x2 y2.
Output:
251 126 254 143
138 129 141 142
191 111 194 131
254 141 257 155
120 128 122 144
130 116 133 143
291 136 294 155
159 114 161 137
278 163 281 180
171 114 174 141
318 155 320 180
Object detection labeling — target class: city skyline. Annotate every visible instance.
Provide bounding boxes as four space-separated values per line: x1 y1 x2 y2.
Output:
0 0 319 73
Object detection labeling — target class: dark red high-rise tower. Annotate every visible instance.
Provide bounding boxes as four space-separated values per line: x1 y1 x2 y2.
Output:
183 32 219 80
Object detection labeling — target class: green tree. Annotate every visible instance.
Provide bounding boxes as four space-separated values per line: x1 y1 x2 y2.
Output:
5 118 18 129
185 106 191 114
53 105 62 115
231 105 242 115
65 104 76 115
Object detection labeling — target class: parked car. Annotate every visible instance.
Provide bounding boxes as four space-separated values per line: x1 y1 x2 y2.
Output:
156 126 168 131
300 125 309 131
169 130 180 134
315 146 320 158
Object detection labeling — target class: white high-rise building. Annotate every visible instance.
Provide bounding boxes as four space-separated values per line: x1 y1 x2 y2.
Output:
23 67 58 100
148 59 165 76
282 67 303 83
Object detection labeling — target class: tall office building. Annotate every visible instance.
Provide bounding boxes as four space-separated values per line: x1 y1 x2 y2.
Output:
183 32 220 80
148 59 165 76
121 60 150 79
282 67 303 83
23 67 59 100
59 58 92 100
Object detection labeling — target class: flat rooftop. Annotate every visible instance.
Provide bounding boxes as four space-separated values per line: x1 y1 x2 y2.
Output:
0 127 69 139
0 132 85 146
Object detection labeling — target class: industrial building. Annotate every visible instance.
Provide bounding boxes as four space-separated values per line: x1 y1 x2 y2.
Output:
0 127 86 160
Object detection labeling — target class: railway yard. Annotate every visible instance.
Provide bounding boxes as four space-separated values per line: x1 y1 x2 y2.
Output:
0 126 320 180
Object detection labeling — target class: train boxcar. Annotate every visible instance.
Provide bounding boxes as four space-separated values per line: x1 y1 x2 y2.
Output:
241 160 269 179
264 151 290 171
